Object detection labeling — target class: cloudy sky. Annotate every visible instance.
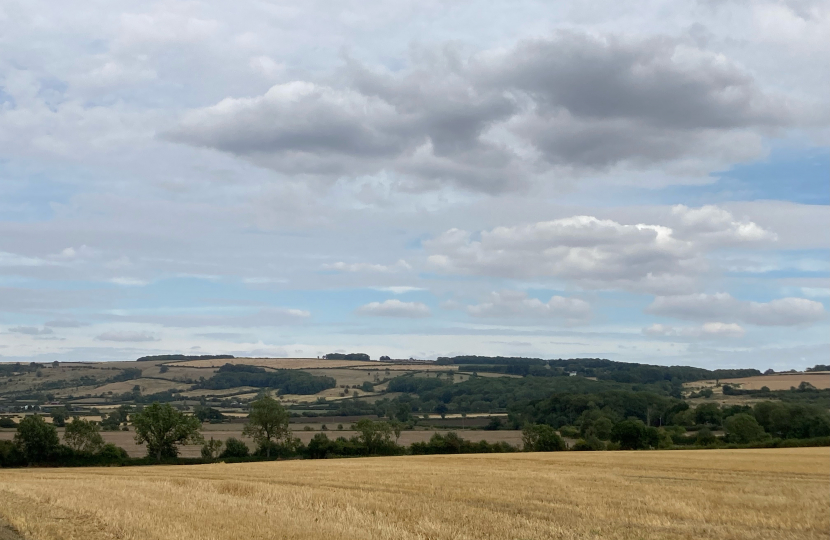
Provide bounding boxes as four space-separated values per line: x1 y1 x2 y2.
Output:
1 0 827 368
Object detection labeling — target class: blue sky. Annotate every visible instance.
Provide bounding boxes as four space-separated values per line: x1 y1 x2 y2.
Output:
0 0 828 369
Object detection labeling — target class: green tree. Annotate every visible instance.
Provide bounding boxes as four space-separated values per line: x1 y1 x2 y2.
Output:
64 417 105 453
353 419 394 454
522 424 566 452
220 437 250 458
51 407 68 427
611 419 648 450
694 403 722 426
14 415 60 463
201 437 224 461
724 413 766 444
132 403 203 460
242 396 291 458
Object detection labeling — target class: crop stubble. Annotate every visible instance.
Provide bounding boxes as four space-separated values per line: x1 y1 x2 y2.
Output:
0 448 827 540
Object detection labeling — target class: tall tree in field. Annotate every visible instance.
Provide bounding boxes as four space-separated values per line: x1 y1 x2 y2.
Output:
132 403 203 461
64 417 105 453
14 415 60 463
242 396 290 458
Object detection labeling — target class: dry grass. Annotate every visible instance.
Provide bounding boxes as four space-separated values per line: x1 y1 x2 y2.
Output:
0 448 827 540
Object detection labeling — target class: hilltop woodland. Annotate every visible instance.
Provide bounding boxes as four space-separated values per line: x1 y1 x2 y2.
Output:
1 355 829 467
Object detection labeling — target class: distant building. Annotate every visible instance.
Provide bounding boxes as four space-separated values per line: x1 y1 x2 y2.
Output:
568 371 577 377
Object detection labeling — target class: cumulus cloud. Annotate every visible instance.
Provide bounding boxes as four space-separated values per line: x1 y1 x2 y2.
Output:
9 326 54 335
95 330 159 342
425 206 773 294
643 322 745 339
647 293 825 326
466 290 591 323
166 31 790 193
355 299 431 318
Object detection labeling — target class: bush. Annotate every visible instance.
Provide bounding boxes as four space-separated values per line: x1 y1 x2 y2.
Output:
558 425 580 438
572 435 605 451
220 437 250 458
522 424 566 452
0 417 17 428
0 440 25 467
724 413 767 444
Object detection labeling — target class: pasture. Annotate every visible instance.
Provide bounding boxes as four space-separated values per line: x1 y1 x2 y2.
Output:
1 448 827 540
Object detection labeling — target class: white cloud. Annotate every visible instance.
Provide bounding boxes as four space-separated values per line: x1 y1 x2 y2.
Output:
355 299 431 318
647 293 825 326
371 286 425 294
95 330 159 342
467 290 591 323
109 277 149 286
643 322 745 339
323 259 411 273
425 206 772 294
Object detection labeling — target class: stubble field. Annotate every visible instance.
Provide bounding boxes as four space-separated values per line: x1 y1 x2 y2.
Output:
1 448 827 540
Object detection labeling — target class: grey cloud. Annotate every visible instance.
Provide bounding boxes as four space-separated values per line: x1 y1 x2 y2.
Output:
166 31 789 192
9 326 54 335
95 330 159 342
647 293 825 326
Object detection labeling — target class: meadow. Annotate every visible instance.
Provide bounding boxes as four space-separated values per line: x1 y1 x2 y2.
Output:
1 448 827 540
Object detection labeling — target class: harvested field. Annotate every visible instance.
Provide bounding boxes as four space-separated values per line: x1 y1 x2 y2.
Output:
690 372 830 391
1 448 827 540
166 357 386 369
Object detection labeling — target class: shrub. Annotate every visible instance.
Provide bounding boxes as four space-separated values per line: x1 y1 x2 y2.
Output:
220 437 250 459
572 435 605 451
522 424 566 452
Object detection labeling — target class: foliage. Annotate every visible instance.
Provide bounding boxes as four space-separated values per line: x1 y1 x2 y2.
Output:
137 354 234 362
219 437 250 458
410 432 515 455
196 364 335 395
101 405 132 431
323 353 370 361
194 406 226 422
611 419 659 450
753 401 830 439
201 437 224 461
242 396 291 458
51 407 68 427
132 403 204 460
353 419 396 455
723 413 767 444
64 417 106 453
0 416 17 428
522 424 566 451
13 415 61 462
572 435 606 451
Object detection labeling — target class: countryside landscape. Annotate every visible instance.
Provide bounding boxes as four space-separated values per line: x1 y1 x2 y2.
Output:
2 354 829 539
2 0 829 538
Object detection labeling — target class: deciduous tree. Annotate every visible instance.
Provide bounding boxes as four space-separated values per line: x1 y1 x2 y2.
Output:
132 403 203 460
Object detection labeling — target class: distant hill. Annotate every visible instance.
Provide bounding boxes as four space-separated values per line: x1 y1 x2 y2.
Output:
136 354 235 362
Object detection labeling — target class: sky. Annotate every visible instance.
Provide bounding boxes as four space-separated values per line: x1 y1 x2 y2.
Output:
0 0 828 369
